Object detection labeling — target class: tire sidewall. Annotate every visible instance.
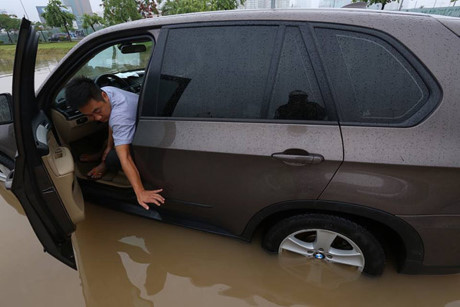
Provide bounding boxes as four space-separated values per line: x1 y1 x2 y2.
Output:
263 214 385 275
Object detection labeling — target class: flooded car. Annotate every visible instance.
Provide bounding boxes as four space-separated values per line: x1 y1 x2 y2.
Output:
0 10 459 277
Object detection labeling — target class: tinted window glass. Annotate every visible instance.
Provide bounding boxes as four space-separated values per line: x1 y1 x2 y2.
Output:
315 28 432 126
0 95 12 123
269 27 327 121
158 26 278 119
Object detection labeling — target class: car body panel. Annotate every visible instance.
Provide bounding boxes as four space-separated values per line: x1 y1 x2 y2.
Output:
318 14 460 267
400 215 460 267
133 120 343 235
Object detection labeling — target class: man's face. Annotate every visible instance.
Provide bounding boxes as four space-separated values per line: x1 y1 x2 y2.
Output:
80 91 111 122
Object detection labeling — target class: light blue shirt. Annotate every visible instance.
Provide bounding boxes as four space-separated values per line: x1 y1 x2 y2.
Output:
102 86 139 147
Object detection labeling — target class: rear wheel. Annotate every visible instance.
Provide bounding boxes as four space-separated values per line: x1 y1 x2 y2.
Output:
262 214 385 276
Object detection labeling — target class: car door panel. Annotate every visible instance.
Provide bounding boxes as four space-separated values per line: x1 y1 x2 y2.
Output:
133 120 343 235
10 19 80 268
133 23 343 235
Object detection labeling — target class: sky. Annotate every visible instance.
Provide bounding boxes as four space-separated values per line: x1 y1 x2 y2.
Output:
0 0 103 21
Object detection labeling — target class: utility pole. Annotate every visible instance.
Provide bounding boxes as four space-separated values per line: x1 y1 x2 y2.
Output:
19 0 30 19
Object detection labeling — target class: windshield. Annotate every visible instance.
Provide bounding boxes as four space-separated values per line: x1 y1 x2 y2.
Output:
54 39 153 108
77 41 153 78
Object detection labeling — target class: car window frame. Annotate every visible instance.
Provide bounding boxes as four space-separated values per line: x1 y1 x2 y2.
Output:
140 21 339 125
36 31 157 118
310 22 443 128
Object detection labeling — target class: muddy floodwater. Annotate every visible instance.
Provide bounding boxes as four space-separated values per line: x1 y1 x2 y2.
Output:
1 62 460 307
3 194 460 307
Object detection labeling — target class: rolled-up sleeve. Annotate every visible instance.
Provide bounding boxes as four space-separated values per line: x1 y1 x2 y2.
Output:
112 122 136 146
105 86 139 147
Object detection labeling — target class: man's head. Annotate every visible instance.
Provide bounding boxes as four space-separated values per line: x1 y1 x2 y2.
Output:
65 76 111 122
288 90 308 105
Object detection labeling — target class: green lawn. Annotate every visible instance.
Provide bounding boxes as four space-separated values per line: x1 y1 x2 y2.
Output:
0 41 78 57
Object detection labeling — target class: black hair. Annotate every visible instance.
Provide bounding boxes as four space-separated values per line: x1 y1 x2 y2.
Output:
65 76 104 110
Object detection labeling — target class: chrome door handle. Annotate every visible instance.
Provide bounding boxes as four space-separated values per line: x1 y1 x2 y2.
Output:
271 151 324 166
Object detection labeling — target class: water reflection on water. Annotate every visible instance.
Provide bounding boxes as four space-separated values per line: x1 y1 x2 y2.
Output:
0 62 56 94
74 203 460 307
0 192 84 307
0 54 61 77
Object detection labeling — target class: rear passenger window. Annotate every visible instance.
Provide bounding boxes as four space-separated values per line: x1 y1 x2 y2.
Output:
315 27 438 126
269 27 327 121
154 25 331 122
158 26 278 119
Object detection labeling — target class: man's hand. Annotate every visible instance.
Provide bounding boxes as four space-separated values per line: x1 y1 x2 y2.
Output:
115 144 164 210
137 189 165 210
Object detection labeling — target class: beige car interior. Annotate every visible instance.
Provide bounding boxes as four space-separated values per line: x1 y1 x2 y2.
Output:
42 109 130 224
42 130 85 224
42 39 155 220
45 107 133 222
51 108 131 188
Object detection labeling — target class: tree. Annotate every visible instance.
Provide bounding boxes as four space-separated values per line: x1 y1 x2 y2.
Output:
137 0 161 17
351 0 397 10
161 0 244 15
82 13 104 33
0 14 20 44
34 21 48 42
102 0 142 25
41 0 76 41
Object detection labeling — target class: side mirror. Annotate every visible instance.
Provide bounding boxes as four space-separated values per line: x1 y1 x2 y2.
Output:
0 94 13 124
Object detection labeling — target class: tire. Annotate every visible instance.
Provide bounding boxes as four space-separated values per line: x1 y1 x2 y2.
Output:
262 214 385 276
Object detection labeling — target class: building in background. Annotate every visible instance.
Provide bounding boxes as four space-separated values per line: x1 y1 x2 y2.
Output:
63 0 92 17
63 0 93 29
36 6 47 24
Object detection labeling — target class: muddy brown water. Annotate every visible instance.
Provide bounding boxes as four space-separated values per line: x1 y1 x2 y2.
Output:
2 194 460 307
1 64 460 307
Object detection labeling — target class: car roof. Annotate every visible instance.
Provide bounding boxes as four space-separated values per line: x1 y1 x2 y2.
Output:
69 9 436 53
39 9 446 93
83 8 431 38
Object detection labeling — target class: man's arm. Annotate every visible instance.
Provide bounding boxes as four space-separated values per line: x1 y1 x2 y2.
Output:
102 127 114 162
115 144 164 210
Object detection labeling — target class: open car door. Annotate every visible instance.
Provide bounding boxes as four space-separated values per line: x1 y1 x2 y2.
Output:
7 18 82 269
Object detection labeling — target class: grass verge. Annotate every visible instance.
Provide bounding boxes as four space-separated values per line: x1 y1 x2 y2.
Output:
0 41 78 58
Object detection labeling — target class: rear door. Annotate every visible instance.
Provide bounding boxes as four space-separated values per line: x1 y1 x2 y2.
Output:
134 23 343 235
8 19 78 268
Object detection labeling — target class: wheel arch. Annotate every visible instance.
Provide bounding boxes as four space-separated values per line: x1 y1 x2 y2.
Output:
241 200 424 274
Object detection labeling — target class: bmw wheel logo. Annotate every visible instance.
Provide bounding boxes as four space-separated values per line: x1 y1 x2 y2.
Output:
314 253 325 260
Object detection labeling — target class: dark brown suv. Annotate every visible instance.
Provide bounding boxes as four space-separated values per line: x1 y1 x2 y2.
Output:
0 10 459 276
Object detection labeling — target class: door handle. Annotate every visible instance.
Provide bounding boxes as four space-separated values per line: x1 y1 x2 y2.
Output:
271 150 324 166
